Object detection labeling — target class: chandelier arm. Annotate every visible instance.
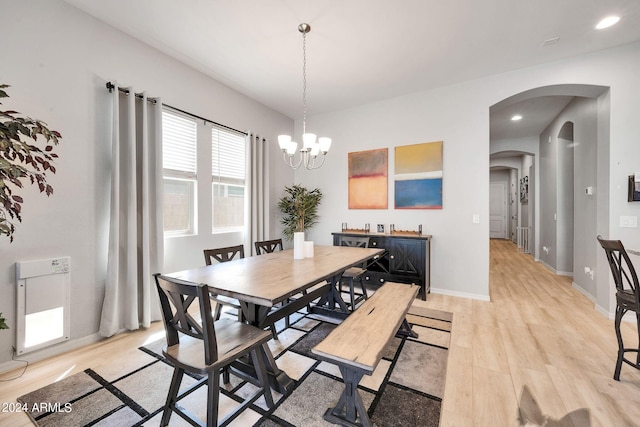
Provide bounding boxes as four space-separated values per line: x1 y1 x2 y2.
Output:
282 151 303 170
305 153 326 170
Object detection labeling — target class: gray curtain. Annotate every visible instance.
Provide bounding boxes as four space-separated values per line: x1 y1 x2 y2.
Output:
245 133 270 254
100 83 164 337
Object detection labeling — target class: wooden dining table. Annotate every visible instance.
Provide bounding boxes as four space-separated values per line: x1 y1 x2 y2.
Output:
165 245 384 394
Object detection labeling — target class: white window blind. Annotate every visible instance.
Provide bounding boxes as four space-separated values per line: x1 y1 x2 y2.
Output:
211 126 246 232
163 111 197 178
212 126 245 184
162 109 197 235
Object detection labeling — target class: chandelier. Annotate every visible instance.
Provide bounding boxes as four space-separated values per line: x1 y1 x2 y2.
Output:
278 23 331 170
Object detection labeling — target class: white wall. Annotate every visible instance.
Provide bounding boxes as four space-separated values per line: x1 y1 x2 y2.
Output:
0 0 292 366
539 98 598 296
293 41 640 303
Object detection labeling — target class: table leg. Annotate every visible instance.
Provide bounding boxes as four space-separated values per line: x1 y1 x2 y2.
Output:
396 318 419 339
237 301 296 395
323 366 372 427
311 273 351 319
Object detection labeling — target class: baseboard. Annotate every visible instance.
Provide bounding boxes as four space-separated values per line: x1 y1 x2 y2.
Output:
538 260 573 277
430 287 490 302
595 303 612 319
539 260 555 273
595 303 637 323
0 333 104 375
572 282 596 303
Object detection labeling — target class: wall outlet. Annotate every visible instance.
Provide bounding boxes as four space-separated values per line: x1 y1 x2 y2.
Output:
584 267 594 279
472 214 480 224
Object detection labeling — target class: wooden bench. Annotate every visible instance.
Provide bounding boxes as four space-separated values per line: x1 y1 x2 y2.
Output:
311 281 419 427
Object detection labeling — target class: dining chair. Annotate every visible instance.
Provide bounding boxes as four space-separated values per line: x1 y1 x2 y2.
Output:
203 245 245 322
154 274 274 427
204 244 245 265
254 238 283 255
336 236 370 310
597 235 640 380
203 245 280 341
254 238 301 331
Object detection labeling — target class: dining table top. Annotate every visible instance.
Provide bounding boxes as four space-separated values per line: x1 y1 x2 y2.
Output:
165 245 384 307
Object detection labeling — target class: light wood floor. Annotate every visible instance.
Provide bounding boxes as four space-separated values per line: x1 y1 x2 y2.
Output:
1 239 639 426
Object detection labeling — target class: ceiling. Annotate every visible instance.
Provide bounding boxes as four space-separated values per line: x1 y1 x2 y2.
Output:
63 0 640 141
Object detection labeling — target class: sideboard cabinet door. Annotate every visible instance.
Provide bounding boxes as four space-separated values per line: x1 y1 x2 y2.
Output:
332 232 431 300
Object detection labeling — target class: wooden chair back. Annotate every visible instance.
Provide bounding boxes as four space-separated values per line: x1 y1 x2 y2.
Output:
154 274 218 365
255 239 284 255
337 235 370 248
203 244 245 265
597 236 640 300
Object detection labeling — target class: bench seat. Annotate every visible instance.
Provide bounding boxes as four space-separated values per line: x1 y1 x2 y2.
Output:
312 281 418 426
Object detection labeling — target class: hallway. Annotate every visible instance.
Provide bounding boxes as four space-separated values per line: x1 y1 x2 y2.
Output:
425 239 640 426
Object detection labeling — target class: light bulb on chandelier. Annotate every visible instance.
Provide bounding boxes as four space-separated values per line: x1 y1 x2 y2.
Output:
278 23 331 170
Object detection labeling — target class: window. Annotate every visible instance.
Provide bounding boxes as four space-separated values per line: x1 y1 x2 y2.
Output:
212 126 246 232
161 108 246 236
162 111 197 235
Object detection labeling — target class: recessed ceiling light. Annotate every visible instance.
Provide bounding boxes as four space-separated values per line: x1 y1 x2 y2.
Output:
511 115 523 121
596 16 620 30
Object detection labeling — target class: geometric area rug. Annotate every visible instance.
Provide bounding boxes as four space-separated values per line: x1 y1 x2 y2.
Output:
17 303 452 427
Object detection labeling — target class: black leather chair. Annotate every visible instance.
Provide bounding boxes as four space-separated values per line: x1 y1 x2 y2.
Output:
597 235 640 380
154 274 273 426
337 236 370 310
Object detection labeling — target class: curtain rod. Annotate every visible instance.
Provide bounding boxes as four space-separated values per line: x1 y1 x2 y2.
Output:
106 82 247 136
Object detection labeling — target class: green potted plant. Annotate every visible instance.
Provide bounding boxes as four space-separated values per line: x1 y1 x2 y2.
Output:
0 313 7 330
278 184 322 258
0 84 61 243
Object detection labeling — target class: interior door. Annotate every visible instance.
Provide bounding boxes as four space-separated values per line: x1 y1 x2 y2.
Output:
490 182 507 239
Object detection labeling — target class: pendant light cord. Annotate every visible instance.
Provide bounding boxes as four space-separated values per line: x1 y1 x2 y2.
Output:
302 29 307 135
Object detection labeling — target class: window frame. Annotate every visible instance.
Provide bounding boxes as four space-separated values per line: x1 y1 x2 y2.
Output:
161 109 198 237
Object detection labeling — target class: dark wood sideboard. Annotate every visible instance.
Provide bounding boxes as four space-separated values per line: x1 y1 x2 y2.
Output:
332 231 431 300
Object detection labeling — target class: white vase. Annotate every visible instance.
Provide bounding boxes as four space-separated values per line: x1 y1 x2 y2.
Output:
293 232 305 259
304 241 314 257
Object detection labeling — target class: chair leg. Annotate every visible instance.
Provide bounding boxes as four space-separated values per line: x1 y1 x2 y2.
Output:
614 305 625 381
213 302 223 321
636 311 640 367
285 299 291 329
222 366 230 384
302 289 312 313
360 278 368 300
206 369 220 427
161 368 184 426
271 324 279 341
349 278 356 310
